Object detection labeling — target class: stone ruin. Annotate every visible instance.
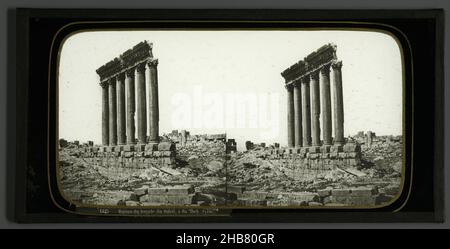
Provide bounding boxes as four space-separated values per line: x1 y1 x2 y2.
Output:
278 43 361 179
80 41 178 175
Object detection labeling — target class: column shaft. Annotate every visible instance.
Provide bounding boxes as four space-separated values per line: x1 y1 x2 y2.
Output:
136 63 147 144
116 74 126 145
147 60 159 143
310 71 321 146
301 77 311 147
332 61 345 144
125 69 136 144
108 79 117 145
293 82 302 147
101 82 109 146
286 85 295 148
320 64 332 145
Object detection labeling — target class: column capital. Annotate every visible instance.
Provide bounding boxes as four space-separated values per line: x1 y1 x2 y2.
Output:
136 62 146 73
100 80 109 88
125 68 135 78
116 72 125 81
292 79 302 88
285 84 294 91
309 70 320 81
301 74 311 83
147 59 159 68
320 64 331 74
107 77 116 86
332 60 343 70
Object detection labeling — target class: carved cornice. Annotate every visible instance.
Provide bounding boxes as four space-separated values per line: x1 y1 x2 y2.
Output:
332 60 343 70
99 80 109 88
120 41 153 68
96 40 154 82
136 62 146 73
147 58 159 68
281 43 338 86
96 58 122 82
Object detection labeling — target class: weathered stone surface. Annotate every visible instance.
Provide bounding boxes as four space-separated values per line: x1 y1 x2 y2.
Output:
317 188 331 197
140 194 194 205
320 145 331 153
145 143 158 151
331 189 351 196
308 201 323 206
330 145 343 153
135 144 145 152
123 145 134 152
227 185 246 195
237 199 267 206
375 194 395 205
343 143 361 152
192 193 216 204
158 142 176 151
125 200 140 206
147 185 194 195
350 187 377 196
134 186 149 196
332 195 376 206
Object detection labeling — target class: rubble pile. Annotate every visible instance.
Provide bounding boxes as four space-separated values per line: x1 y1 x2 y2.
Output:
175 140 226 178
360 136 403 177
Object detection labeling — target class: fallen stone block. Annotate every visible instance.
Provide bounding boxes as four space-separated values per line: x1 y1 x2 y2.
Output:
308 202 323 206
147 185 194 195
237 199 267 206
287 199 308 206
350 186 378 196
134 186 149 196
375 194 395 205
192 193 216 204
332 195 376 206
145 143 158 151
140 194 194 205
324 203 348 207
317 189 332 197
126 200 140 206
331 189 351 196
227 185 246 195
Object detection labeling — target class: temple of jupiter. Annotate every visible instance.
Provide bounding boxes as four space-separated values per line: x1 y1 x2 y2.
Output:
82 41 175 172
277 44 361 178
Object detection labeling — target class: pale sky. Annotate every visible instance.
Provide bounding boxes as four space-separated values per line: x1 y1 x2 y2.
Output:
59 30 403 150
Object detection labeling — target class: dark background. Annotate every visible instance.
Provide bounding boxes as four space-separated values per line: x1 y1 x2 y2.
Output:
1 0 450 228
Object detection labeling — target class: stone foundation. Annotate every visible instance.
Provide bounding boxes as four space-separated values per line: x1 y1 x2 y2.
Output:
263 143 361 181
79 142 176 178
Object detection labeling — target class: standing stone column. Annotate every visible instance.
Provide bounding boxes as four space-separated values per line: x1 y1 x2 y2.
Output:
116 73 126 145
136 63 147 144
125 68 136 144
301 76 311 147
286 85 295 148
320 64 332 145
293 80 303 147
310 71 321 147
101 81 109 146
332 61 345 145
147 59 159 143
108 78 117 146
